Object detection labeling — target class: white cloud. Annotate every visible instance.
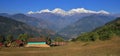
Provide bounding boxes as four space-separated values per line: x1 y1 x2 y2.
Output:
27 8 110 15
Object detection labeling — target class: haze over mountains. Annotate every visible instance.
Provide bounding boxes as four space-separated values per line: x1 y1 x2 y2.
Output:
0 8 119 39
59 14 115 38
27 8 111 31
0 16 57 37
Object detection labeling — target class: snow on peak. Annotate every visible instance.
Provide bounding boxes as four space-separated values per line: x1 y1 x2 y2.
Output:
27 8 110 15
52 8 66 15
68 8 96 14
40 9 51 13
98 10 110 14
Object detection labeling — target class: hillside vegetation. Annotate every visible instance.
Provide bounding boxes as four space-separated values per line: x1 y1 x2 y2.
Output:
75 17 120 41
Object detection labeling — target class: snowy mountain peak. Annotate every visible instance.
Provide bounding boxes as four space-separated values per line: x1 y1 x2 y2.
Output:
40 9 51 13
28 11 34 14
52 8 66 15
98 10 110 14
27 8 110 15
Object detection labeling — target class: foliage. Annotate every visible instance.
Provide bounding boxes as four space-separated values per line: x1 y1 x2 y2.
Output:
54 37 64 42
46 36 52 45
76 17 120 41
76 32 97 42
6 35 14 43
17 33 29 44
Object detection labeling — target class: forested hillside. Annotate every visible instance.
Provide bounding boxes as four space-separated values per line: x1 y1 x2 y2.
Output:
75 17 120 41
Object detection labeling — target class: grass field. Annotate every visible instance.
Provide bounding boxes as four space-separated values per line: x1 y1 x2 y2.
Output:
0 37 120 56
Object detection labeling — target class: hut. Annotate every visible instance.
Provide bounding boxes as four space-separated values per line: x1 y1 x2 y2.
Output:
25 38 50 47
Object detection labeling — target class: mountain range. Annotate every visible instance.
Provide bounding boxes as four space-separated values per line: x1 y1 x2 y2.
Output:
27 8 111 31
0 8 119 39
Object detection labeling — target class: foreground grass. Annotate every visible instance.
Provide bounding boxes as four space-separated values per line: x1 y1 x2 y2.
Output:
0 37 120 56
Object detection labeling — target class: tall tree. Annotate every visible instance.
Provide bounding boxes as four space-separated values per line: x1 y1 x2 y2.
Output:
6 35 14 43
46 36 51 45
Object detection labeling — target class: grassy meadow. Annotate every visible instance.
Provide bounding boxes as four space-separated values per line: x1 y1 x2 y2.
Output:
0 37 120 56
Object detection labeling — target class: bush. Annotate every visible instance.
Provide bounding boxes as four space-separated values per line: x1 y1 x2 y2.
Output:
76 32 97 42
54 37 64 42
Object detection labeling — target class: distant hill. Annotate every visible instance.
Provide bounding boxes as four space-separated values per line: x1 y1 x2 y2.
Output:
0 13 53 31
0 13 11 17
0 16 58 38
76 17 120 41
28 12 110 32
10 13 51 29
27 12 73 31
58 14 115 39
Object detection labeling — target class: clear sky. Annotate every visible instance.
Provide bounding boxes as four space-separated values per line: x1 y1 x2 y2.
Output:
0 0 119 14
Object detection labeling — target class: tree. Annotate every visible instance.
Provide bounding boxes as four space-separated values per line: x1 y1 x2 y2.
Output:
46 36 51 45
71 38 76 42
76 32 98 42
6 35 14 43
4 35 14 47
54 37 64 42
17 33 29 44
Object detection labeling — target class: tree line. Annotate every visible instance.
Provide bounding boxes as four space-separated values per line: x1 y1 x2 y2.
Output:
0 33 65 47
0 33 30 47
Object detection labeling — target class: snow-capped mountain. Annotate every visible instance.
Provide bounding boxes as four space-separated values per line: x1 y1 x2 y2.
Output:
27 8 109 16
26 8 111 32
0 8 116 39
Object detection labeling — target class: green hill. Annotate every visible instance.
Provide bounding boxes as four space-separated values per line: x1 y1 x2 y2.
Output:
76 17 120 41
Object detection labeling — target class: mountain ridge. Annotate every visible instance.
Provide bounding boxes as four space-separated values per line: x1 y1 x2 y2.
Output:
0 16 58 38
58 14 115 39
76 17 120 41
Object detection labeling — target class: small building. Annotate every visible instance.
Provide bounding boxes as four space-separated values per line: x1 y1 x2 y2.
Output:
25 38 50 47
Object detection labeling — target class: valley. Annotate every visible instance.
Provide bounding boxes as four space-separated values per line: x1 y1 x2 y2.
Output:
0 0 120 56
0 11 117 39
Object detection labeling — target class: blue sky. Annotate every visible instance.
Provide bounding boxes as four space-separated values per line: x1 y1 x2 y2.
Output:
0 0 119 14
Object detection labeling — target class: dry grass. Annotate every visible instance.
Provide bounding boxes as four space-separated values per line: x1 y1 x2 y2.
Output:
0 37 120 56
